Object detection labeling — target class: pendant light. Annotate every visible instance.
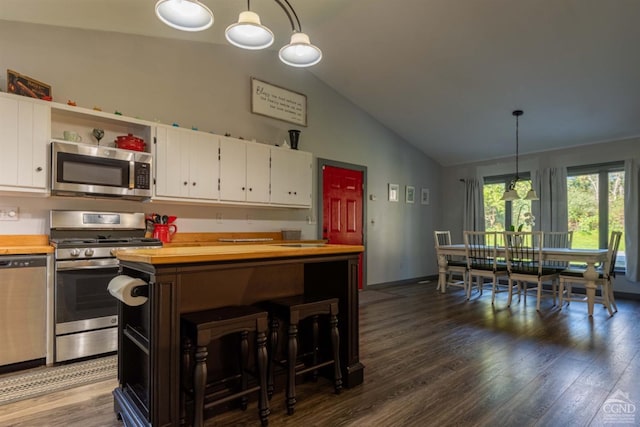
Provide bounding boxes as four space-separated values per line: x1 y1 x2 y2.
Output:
225 1 275 50
501 110 539 201
155 0 214 32
279 32 322 67
276 0 322 67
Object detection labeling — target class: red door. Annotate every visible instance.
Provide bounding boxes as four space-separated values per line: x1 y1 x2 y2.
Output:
322 165 364 289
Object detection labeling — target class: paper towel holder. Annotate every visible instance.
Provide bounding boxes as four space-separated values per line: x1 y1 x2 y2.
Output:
131 285 149 298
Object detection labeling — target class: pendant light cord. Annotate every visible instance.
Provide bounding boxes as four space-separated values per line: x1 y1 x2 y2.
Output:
515 112 519 181
274 0 302 32
512 109 523 187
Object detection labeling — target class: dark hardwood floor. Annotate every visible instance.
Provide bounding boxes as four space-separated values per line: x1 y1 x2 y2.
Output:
1 281 639 426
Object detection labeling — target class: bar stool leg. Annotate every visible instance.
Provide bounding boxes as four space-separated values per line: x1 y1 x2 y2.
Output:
256 322 270 426
267 317 279 399
329 312 342 394
286 322 298 415
180 337 193 425
240 331 249 410
193 345 208 427
311 315 319 382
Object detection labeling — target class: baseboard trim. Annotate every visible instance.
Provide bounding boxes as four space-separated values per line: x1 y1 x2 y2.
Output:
367 275 438 289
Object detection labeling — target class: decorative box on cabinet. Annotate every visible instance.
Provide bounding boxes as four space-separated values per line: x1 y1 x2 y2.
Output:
0 92 50 194
270 147 312 207
154 125 220 201
219 136 270 204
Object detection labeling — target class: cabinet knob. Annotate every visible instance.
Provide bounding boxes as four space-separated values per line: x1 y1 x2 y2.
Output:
242 187 245 191
249 188 252 192
35 166 43 172
193 182 196 186
184 181 188 186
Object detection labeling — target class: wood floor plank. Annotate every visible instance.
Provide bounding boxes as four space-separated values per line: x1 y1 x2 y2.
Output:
2 282 639 426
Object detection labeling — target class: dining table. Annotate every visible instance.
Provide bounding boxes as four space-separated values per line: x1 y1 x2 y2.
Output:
435 244 608 316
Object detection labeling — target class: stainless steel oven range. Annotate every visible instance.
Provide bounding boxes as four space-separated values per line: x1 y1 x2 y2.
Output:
49 210 161 362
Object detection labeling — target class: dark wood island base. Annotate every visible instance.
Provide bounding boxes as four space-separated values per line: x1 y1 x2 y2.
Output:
111 244 364 427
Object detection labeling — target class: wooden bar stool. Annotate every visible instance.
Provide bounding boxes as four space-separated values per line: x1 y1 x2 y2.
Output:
261 295 342 415
181 305 270 427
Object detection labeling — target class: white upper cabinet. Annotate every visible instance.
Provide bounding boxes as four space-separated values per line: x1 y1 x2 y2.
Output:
270 147 312 207
219 137 270 204
0 93 50 194
154 125 219 201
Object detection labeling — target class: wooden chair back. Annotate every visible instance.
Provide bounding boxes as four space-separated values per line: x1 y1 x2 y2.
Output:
504 231 544 275
464 231 499 271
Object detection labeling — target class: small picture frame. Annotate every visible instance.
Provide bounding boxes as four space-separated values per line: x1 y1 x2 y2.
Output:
421 188 430 205
7 69 51 100
388 183 399 202
406 186 415 204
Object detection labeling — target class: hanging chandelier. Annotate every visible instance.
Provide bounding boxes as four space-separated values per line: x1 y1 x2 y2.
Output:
154 0 322 67
501 110 539 201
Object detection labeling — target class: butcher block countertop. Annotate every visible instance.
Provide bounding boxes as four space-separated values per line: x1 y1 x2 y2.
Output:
115 243 364 265
0 235 53 255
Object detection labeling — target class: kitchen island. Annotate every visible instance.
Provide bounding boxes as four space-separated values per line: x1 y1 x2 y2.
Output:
112 243 364 427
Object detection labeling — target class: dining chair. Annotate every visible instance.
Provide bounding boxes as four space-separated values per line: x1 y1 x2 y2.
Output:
558 231 622 316
434 230 468 296
463 231 509 303
504 231 560 311
543 231 573 269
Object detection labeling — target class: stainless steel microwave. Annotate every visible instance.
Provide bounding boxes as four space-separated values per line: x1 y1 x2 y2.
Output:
51 140 152 200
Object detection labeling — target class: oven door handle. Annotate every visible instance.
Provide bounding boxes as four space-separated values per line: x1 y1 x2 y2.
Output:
56 259 120 270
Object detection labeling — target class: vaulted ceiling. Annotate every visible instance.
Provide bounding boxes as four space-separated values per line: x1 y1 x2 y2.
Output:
2 0 640 166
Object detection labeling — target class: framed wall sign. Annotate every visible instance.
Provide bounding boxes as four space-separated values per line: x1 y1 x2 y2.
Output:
251 77 307 126
406 186 415 203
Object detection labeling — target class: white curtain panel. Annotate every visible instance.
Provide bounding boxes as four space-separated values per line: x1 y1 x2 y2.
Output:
624 159 639 281
463 178 485 232
532 167 568 232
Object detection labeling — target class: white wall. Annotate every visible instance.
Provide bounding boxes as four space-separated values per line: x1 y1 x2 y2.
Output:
0 20 441 287
441 137 640 294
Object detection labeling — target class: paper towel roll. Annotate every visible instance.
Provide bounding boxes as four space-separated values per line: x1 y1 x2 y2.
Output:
108 275 148 306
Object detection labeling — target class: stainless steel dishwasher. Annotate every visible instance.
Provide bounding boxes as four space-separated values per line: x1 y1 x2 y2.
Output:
0 255 47 366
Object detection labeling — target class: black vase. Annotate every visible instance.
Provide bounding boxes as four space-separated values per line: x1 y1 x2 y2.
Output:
288 129 300 150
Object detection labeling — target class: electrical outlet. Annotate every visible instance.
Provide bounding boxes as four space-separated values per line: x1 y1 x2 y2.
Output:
0 206 19 221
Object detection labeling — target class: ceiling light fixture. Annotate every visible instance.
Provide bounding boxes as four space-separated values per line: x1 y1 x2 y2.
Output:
275 0 322 68
225 1 274 50
155 0 214 32
501 110 539 201
155 0 321 67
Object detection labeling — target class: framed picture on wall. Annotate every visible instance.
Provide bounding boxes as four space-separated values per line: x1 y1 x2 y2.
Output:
388 183 399 202
406 186 415 203
421 188 430 205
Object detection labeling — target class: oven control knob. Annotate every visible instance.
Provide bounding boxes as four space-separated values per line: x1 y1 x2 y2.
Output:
84 248 95 257
70 248 81 257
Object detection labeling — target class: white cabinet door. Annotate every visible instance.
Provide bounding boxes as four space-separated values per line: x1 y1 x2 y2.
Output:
154 126 219 200
245 142 270 203
219 136 247 201
0 94 49 192
188 132 219 200
219 137 271 203
154 126 188 198
270 148 312 207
